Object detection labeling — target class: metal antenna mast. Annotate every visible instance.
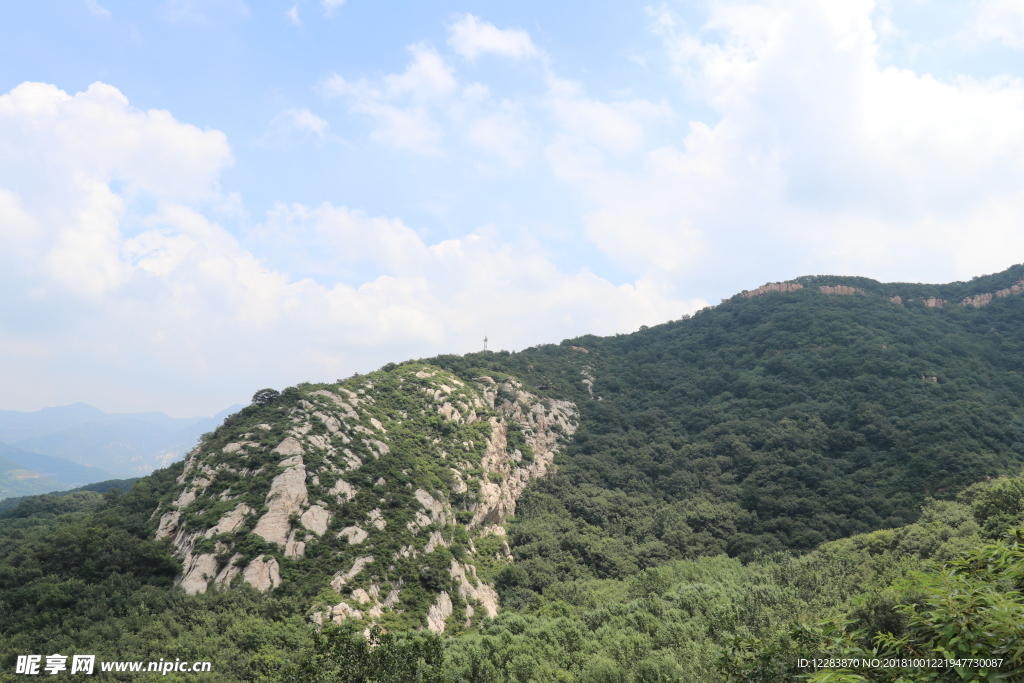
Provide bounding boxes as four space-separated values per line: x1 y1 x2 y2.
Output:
483 335 488 351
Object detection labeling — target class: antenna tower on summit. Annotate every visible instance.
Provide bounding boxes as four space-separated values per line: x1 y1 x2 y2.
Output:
483 335 488 351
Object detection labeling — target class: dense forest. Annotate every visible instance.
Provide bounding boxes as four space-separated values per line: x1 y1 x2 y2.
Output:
4 266 1024 682
429 265 1024 582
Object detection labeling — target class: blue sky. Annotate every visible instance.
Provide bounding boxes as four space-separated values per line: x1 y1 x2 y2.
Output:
2 0 1024 416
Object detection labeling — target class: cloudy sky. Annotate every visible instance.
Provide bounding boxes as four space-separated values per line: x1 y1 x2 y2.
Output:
2 0 1024 416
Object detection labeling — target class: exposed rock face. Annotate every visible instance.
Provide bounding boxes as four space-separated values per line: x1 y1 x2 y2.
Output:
743 282 803 298
581 367 595 398
301 505 330 536
215 554 244 589
155 489 196 540
426 592 453 633
338 526 368 544
424 530 449 554
819 285 860 295
151 364 578 632
273 437 304 456
251 453 309 547
328 602 364 623
207 503 252 537
996 279 1024 298
329 478 358 502
366 508 387 530
450 560 499 618
179 553 219 595
330 555 375 592
242 555 281 592
475 379 578 527
960 278 1024 308
962 292 993 308
738 279 1024 309
414 489 446 523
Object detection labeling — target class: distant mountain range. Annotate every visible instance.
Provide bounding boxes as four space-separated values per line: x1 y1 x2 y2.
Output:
0 403 241 500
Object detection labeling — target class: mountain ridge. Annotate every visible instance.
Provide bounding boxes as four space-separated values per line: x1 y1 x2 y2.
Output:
5 264 1024 681
735 266 1024 309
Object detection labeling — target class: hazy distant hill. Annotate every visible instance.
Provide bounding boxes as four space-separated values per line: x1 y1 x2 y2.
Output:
0 452 70 500
0 403 115 443
0 442 111 486
0 403 242 477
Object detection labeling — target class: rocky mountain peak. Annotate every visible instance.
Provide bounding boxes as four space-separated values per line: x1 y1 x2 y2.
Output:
152 364 577 633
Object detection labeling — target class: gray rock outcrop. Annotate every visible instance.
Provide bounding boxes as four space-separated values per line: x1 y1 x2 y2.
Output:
252 453 309 548
819 285 860 295
149 364 579 633
742 282 804 298
426 592 453 633
242 555 281 592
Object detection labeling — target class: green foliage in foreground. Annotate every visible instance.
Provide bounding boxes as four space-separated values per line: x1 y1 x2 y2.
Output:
719 476 1024 683
262 475 1024 683
267 625 445 683
262 480 1024 682
722 531 1024 683
6 466 1020 681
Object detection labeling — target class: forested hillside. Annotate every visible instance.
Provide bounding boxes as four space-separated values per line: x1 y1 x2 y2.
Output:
428 265 1024 590
4 266 1024 682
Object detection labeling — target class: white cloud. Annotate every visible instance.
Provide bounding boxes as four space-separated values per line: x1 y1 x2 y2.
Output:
0 81 698 415
544 0 1024 285
322 0 344 14
18 3 1024 415
321 38 540 165
285 4 300 26
448 14 539 61
546 76 673 155
320 45 460 156
321 72 443 153
0 82 232 300
286 108 328 136
84 0 111 18
258 108 329 146
384 44 458 100
466 106 530 168
0 82 231 207
248 203 699 347
973 0 1024 50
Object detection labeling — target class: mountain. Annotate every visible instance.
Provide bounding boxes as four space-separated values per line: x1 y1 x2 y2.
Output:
422 264 1024 578
0 442 111 486
0 402 110 442
0 404 243 477
4 266 1024 681
0 402 229 443
0 452 70 500
152 368 575 633
0 475 142 511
